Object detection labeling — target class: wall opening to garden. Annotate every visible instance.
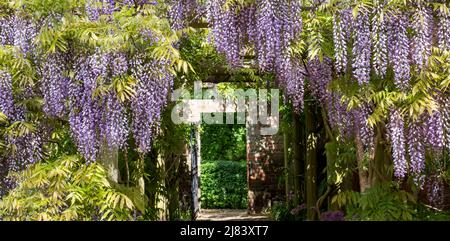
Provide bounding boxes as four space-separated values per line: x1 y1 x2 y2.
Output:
199 122 248 210
191 82 286 217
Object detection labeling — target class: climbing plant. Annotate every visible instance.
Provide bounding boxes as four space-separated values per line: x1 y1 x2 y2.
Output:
0 0 449 221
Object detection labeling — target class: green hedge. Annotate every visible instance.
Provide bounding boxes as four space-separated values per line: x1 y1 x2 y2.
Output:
200 124 246 162
201 160 247 209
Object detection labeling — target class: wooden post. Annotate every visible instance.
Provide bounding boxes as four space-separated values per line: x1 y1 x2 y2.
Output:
196 123 202 211
157 153 167 220
190 124 200 220
166 154 181 221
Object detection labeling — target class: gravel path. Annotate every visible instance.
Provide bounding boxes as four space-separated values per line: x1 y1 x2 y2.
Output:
196 209 271 221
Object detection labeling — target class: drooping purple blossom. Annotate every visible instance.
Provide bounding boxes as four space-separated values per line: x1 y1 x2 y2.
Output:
411 5 433 70
86 0 116 21
328 93 354 140
11 14 37 54
388 13 411 90
168 0 185 30
168 0 199 30
69 51 108 163
206 0 242 67
427 175 444 208
387 108 407 178
68 49 134 161
288 0 303 42
354 104 374 151
1 71 43 196
221 5 240 67
206 0 303 88
238 5 258 45
352 9 371 85
407 118 426 175
41 51 70 118
0 18 13 45
0 71 25 122
0 131 43 196
6 132 43 172
0 14 37 54
110 52 128 77
256 0 277 72
130 55 174 153
371 0 388 77
283 61 305 113
437 94 450 152
308 57 333 106
333 9 352 74
437 7 450 51
0 71 16 119
101 92 129 149
424 110 444 151
275 0 302 84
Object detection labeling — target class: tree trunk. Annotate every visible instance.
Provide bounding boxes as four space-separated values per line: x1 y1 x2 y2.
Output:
166 154 181 220
284 131 294 202
370 123 391 186
138 153 146 197
305 101 317 220
124 148 130 186
292 112 304 205
355 130 370 192
98 140 119 183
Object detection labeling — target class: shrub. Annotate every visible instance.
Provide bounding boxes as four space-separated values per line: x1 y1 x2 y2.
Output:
320 211 345 221
200 160 247 209
332 183 417 221
0 155 136 221
270 202 306 221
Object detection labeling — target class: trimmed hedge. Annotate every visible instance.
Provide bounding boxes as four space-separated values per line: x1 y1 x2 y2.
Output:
200 160 247 209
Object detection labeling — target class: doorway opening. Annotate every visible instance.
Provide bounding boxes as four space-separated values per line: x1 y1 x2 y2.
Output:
199 122 248 210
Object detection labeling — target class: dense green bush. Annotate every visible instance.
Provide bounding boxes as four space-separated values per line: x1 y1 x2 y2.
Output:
200 160 247 209
201 124 246 162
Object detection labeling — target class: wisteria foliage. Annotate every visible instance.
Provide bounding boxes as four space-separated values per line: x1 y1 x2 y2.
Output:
1 0 176 171
199 0 450 189
0 0 449 200
0 71 43 196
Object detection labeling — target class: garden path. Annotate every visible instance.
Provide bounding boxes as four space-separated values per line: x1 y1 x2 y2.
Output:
196 209 271 221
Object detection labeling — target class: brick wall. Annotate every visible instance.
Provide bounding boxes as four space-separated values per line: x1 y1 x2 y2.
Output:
246 123 284 213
